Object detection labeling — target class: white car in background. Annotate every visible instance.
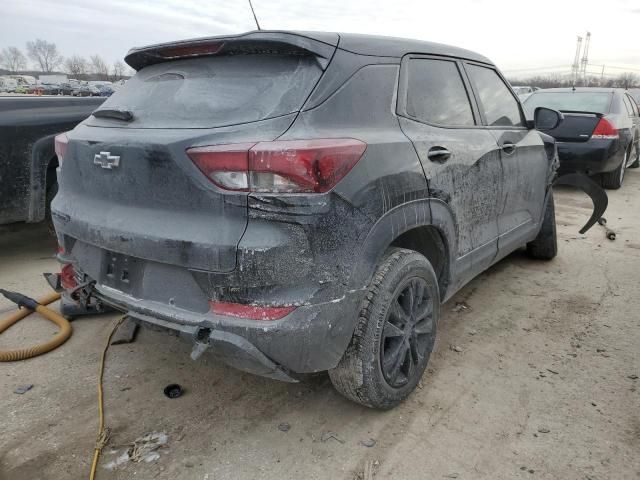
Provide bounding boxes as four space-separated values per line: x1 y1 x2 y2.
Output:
513 85 539 100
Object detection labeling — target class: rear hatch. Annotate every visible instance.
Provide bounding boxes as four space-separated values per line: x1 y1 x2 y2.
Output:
53 32 337 274
524 91 613 142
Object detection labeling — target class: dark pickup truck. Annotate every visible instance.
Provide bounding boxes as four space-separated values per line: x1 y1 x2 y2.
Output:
0 96 104 225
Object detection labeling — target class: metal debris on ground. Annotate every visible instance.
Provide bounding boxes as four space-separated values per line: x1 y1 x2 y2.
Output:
13 384 33 394
359 438 376 448
321 431 345 444
597 217 616 241
452 302 469 313
537 426 551 434
278 422 291 432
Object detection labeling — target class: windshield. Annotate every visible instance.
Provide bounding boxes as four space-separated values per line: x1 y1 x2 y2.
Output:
87 54 322 129
524 92 613 114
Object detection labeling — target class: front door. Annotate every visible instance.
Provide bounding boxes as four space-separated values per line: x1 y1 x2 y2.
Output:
463 63 549 257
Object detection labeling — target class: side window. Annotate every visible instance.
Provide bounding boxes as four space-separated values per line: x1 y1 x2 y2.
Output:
466 64 524 127
405 58 475 126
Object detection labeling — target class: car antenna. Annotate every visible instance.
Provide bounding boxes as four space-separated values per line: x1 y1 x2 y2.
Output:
248 0 261 30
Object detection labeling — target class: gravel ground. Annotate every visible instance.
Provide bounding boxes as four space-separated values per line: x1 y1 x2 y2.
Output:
1 171 639 480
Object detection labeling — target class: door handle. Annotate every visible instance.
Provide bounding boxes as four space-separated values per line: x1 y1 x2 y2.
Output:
427 146 451 162
501 142 517 155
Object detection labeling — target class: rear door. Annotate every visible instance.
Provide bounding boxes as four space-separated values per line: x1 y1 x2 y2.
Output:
397 56 503 285
463 63 548 256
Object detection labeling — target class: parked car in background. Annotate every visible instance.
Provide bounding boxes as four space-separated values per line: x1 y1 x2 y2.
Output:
513 86 539 100
72 84 92 97
95 84 114 96
53 31 586 410
28 84 57 95
58 83 74 96
0 76 19 92
524 88 640 189
13 85 28 94
0 96 105 225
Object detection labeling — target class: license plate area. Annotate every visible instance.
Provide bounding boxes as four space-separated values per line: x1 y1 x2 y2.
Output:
101 251 143 294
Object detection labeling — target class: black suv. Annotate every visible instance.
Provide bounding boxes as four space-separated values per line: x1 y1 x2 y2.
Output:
52 31 564 409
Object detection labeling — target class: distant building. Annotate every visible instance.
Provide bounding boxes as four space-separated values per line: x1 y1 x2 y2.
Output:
38 74 68 84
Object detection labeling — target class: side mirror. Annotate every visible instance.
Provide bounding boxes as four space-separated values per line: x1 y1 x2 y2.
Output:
534 107 563 130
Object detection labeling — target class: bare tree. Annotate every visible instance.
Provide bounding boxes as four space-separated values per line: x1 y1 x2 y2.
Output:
90 54 109 80
0 46 28 72
614 72 640 89
26 39 63 72
64 55 88 78
508 71 640 90
111 60 126 81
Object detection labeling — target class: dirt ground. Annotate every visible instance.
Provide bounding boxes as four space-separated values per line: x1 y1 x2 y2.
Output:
1 172 639 480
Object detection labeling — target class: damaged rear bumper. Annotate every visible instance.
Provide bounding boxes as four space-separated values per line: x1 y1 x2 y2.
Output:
92 282 363 382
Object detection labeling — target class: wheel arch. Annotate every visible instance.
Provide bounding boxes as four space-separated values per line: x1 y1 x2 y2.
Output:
351 198 458 302
28 134 58 222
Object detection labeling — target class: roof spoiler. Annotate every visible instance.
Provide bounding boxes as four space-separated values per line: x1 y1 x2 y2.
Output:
558 110 604 117
125 31 338 71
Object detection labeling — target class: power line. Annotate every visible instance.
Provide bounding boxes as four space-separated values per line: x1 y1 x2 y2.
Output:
502 65 571 73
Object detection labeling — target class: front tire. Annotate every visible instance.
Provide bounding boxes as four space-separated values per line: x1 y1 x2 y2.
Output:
329 248 439 409
527 191 557 260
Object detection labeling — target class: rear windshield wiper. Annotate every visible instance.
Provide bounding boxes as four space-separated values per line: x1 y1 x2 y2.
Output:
92 108 134 122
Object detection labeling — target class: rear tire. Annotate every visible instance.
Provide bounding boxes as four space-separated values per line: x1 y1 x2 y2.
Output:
601 147 629 189
329 248 439 410
527 191 557 260
630 141 639 168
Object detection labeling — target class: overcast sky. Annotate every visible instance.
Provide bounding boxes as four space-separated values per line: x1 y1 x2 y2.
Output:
1 0 639 76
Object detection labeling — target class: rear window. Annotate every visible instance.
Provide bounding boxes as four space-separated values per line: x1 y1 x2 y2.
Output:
405 58 475 126
87 54 322 128
524 92 612 114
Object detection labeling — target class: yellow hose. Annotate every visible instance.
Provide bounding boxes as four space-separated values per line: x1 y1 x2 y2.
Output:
89 315 125 480
0 291 71 362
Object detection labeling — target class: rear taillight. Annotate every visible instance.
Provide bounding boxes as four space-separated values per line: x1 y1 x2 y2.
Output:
54 133 69 164
186 139 367 193
209 301 296 321
591 118 619 140
60 263 77 290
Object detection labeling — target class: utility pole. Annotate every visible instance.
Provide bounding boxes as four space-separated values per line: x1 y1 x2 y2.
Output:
572 35 583 85
601 65 605 83
580 32 591 84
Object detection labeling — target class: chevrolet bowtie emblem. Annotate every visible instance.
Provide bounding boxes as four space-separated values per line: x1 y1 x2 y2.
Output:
94 151 120 169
